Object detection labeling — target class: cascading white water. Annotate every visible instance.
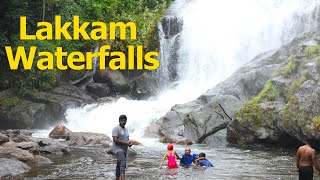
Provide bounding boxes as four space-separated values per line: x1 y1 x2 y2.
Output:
62 0 320 139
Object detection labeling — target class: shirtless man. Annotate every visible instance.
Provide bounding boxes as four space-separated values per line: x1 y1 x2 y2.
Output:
296 139 320 180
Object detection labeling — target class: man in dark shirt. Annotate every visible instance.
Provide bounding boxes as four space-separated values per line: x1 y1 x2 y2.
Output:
296 139 320 180
180 147 198 167
112 115 132 180
195 152 213 167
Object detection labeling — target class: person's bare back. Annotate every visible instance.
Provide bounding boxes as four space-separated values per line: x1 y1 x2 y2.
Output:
296 140 320 180
297 145 314 167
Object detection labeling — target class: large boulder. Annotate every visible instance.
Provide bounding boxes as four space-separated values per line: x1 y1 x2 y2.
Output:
66 132 112 146
0 147 34 162
49 124 72 139
86 83 111 98
0 90 47 129
130 73 159 99
227 43 320 147
0 84 94 129
147 33 315 145
0 134 9 144
93 68 129 94
51 85 94 101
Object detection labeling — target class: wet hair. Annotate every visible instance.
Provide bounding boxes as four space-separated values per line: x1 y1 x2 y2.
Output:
305 138 313 145
119 115 127 121
199 152 206 157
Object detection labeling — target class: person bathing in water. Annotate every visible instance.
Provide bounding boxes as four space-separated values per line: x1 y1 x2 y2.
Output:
195 152 214 167
159 144 181 169
180 147 198 167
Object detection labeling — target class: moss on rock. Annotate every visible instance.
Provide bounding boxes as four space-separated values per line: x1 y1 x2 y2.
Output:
305 45 320 59
281 59 300 78
236 100 262 130
282 96 300 124
253 80 280 103
286 75 307 99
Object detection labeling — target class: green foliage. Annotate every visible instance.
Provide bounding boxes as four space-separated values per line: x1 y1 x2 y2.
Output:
0 0 172 93
281 59 300 78
0 97 21 107
282 96 300 124
305 45 320 59
236 100 262 130
286 75 307 100
316 57 320 72
312 115 320 130
252 80 280 103
9 37 59 92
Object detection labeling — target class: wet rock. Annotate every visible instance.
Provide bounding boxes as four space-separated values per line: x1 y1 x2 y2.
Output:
93 68 129 94
15 142 39 150
0 133 9 144
49 124 72 139
161 16 183 39
226 33 320 147
96 96 117 103
160 135 193 145
0 129 32 138
86 83 111 98
51 85 94 101
152 33 317 145
0 158 30 178
129 73 159 99
66 132 112 146
0 147 34 162
17 129 33 136
1 141 17 147
0 86 91 129
0 90 47 129
143 122 161 138
30 155 53 166
12 135 37 143
36 141 70 155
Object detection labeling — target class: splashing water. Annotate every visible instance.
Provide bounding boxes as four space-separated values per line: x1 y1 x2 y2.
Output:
62 0 320 138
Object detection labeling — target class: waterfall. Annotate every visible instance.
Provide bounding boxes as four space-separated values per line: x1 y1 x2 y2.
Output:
63 0 320 139
157 0 320 88
71 45 100 87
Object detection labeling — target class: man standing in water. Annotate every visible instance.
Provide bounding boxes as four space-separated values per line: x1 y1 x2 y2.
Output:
112 115 132 180
180 147 198 167
296 139 320 180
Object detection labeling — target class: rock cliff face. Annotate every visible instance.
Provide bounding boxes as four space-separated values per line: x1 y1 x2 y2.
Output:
147 33 320 146
227 33 320 147
0 86 94 129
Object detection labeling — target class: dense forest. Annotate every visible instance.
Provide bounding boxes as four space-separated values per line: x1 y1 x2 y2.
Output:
0 0 172 94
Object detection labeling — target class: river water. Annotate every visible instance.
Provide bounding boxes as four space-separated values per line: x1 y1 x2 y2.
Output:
24 138 297 180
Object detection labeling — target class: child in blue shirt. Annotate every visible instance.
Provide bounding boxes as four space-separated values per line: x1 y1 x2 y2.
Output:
195 152 214 167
